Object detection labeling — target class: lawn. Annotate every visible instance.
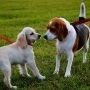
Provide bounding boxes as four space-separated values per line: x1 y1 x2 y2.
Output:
0 0 90 90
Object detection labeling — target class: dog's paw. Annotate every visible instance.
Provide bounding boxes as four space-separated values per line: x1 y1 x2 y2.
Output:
21 73 31 78
26 73 31 78
38 75 46 80
10 85 17 89
53 70 59 74
64 73 71 77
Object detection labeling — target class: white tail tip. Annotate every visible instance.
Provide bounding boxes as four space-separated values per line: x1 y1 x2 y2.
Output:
79 2 86 18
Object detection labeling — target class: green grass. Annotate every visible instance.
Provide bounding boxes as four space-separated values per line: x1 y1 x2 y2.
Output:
0 0 90 90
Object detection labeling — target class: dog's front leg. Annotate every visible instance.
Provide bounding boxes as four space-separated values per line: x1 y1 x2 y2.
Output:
65 51 74 77
53 52 60 74
27 60 45 80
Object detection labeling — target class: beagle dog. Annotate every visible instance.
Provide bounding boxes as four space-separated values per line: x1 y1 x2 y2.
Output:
44 2 90 77
0 27 45 89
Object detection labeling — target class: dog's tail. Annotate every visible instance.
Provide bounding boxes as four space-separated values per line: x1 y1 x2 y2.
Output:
79 2 86 20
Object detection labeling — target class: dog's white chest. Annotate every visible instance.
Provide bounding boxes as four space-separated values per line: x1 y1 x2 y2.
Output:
56 29 76 54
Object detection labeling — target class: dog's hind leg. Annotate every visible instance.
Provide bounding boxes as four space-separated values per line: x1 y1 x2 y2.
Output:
83 39 89 63
2 63 17 89
18 64 31 77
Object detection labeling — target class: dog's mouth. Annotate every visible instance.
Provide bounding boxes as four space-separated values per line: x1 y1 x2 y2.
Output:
26 35 41 46
27 39 36 46
26 36 35 46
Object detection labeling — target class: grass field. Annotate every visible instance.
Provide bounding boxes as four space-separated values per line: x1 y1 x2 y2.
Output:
0 0 90 90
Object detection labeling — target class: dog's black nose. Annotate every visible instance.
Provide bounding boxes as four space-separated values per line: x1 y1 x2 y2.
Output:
38 34 41 39
44 35 48 40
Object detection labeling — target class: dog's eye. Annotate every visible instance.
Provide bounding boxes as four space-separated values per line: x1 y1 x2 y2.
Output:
30 32 34 35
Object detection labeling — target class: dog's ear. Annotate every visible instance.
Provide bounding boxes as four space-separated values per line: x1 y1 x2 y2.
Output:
55 19 68 41
17 33 27 48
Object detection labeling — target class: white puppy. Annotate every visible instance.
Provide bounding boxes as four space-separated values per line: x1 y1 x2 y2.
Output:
0 27 45 89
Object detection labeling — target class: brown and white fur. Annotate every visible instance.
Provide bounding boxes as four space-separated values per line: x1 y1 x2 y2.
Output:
44 2 90 77
0 27 45 89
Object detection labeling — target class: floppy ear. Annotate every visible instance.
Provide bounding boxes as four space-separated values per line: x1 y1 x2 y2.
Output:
17 33 27 48
59 22 68 38
56 20 68 41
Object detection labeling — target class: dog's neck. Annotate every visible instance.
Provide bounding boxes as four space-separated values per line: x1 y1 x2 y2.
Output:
13 42 32 49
